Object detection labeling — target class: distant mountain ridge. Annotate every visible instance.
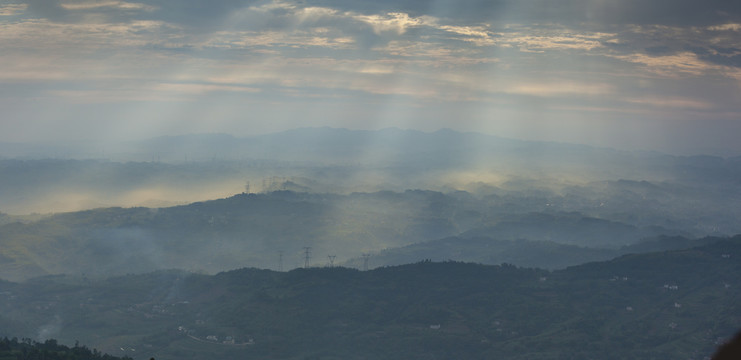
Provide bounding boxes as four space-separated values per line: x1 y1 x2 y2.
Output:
0 188 732 282
0 126 734 162
4 128 735 194
343 235 724 270
126 127 621 173
2 127 741 213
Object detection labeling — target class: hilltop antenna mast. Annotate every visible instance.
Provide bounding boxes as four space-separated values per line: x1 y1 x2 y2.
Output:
362 253 371 271
328 255 336 268
303 247 312 268
278 251 284 272
244 181 250 194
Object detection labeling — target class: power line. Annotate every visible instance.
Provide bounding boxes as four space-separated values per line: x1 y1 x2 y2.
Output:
303 247 312 269
362 253 371 271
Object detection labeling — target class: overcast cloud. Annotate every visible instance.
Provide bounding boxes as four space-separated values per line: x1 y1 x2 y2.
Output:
2 0 741 155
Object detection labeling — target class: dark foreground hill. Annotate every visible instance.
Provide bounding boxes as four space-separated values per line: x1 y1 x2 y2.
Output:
0 238 740 360
0 337 131 360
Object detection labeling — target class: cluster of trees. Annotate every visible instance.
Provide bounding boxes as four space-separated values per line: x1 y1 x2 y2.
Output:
0 338 132 360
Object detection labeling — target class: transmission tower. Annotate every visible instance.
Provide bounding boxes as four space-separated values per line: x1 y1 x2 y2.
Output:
362 253 371 271
303 247 312 268
328 255 336 268
278 251 284 272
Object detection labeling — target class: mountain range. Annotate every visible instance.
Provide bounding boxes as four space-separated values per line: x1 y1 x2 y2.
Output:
0 188 724 282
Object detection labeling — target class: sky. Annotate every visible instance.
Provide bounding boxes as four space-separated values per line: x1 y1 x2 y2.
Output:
1 0 741 155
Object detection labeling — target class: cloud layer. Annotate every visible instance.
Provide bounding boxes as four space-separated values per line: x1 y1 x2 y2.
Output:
2 0 741 155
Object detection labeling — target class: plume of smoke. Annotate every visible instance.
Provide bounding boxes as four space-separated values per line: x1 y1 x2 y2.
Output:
37 315 62 341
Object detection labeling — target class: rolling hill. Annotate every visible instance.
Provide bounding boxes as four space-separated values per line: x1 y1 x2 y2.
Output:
0 238 739 359
0 190 707 281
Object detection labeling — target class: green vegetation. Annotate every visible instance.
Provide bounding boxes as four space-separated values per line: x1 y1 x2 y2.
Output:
1 239 739 360
0 337 131 360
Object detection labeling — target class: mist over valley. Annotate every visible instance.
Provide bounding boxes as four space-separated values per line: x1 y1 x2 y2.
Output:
1 128 740 280
1 129 740 359
3 0 741 356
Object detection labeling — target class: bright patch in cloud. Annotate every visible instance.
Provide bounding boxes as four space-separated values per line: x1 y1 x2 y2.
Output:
614 52 720 77
0 3 27 16
59 1 156 12
506 82 613 97
354 12 425 35
708 23 741 32
153 82 261 95
625 96 714 110
501 30 614 52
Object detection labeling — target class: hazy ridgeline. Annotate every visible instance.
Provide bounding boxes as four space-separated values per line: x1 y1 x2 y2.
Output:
1 128 740 214
1 128 741 360
0 128 739 280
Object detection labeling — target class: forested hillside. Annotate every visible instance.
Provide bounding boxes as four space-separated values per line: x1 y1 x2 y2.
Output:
0 239 739 360
0 337 130 360
0 188 716 281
